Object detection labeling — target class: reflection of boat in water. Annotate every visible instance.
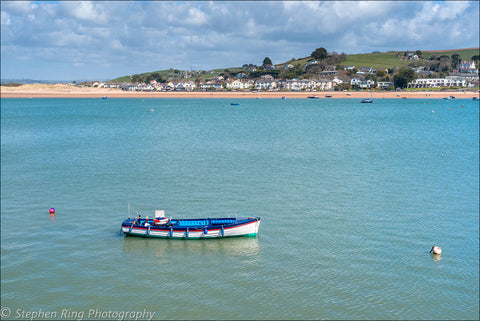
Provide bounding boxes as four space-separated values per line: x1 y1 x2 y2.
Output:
121 210 261 239
122 232 261 257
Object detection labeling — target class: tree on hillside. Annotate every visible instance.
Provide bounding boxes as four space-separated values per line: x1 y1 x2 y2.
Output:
415 50 422 57
311 47 328 60
451 53 461 69
393 68 416 88
131 74 143 84
472 55 480 65
263 57 272 66
376 70 386 78
146 72 165 83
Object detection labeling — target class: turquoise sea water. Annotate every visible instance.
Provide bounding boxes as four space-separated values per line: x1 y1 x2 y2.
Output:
1 97 478 320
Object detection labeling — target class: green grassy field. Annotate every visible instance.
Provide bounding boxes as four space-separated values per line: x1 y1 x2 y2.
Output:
421 48 479 61
342 52 409 69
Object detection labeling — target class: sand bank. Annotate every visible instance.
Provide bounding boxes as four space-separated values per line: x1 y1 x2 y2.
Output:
1 83 478 99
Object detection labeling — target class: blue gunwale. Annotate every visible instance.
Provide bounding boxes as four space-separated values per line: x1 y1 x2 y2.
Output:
122 217 257 230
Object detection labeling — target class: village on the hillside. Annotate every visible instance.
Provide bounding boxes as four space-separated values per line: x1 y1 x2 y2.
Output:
88 50 479 92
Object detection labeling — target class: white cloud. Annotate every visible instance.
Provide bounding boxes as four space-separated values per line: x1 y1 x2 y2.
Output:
1 1 35 15
1 11 11 25
187 7 208 26
1 1 478 80
60 1 110 25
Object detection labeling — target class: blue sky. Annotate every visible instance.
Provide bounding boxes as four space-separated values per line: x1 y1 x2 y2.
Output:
1 1 479 81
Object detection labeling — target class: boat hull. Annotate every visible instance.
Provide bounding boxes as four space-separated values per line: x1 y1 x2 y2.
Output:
121 217 261 239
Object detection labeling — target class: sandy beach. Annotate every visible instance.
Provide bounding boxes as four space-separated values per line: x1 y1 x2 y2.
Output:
1 83 478 99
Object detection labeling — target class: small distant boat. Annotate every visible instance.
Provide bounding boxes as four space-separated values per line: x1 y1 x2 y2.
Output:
361 91 373 103
307 95 319 99
472 96 479 100
325 94 332 98
121 210 261 239
102 96 108 99
231 103 240 105
443 95 455 100
281 96 286 100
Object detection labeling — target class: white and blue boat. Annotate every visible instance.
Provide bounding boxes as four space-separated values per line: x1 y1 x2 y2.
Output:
121 210 261 239
361 99 373 103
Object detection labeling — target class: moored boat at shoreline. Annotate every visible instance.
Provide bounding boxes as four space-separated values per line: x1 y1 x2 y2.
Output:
361 98 373 103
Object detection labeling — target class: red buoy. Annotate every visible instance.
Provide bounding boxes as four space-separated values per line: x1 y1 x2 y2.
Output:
49 208 55 214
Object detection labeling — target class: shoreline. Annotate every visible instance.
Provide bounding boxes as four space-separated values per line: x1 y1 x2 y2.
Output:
1 84 478 99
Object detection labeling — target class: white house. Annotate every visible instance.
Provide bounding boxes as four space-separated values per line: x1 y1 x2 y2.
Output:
459 61 477 73
317 79 333 90
277 79 314 91
351 78 375 88
255 79 277 90
201 81 224 90
332 77 346 86
377 82 394 89
93 81 105 88
226 79 253 90
176 81 196 91
356 67 373 75
304 60 318 68
408 78 467 88
260 74 274 80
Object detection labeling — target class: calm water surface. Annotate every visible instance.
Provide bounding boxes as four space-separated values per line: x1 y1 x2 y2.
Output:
1 98 478 320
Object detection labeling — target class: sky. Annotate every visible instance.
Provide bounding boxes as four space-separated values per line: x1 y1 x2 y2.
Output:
1 1 479 81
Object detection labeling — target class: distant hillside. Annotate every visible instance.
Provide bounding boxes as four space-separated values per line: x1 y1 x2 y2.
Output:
0 78 79 84
108 47 479 82
328 48 479 70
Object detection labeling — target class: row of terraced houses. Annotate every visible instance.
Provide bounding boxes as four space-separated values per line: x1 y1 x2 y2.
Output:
116 76 356 92
93 60 478 91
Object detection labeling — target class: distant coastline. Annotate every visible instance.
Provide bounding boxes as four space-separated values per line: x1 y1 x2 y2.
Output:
1 83 478 99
